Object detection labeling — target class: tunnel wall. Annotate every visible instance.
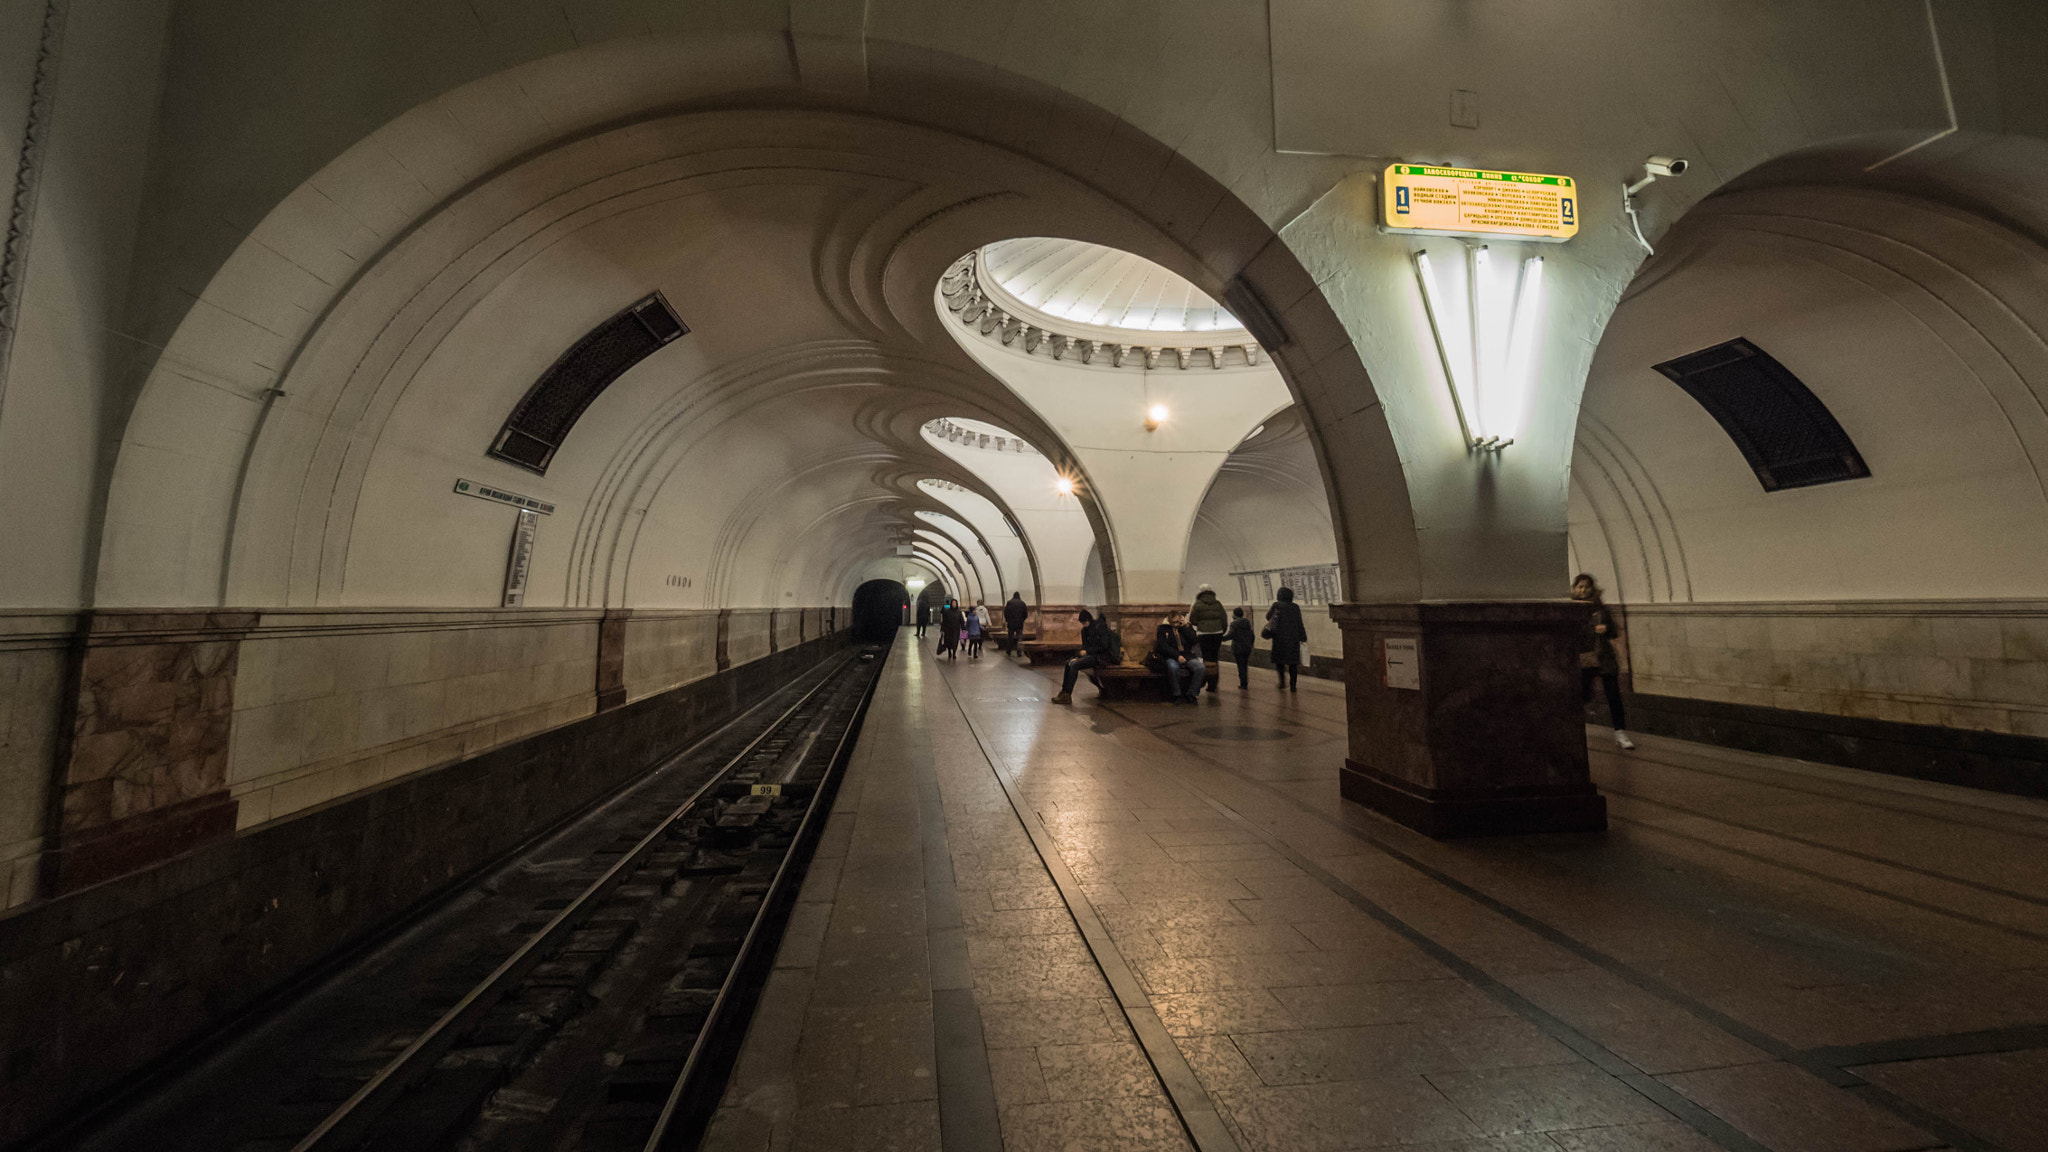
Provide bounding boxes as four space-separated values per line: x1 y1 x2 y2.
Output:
0 613 847 1148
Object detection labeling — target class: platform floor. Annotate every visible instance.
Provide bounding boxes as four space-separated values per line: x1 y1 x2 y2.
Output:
701 631 2048 1152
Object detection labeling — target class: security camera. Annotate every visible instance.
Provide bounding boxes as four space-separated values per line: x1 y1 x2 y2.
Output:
1625 156 1691 198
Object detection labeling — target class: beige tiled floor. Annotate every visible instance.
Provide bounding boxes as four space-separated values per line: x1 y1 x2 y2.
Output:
705 635 2048 1151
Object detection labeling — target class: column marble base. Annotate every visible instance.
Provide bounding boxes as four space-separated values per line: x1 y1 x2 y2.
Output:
1331 601 1606 838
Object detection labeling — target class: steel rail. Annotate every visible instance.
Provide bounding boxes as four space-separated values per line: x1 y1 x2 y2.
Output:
289 654 858 1152
641 648 884 1150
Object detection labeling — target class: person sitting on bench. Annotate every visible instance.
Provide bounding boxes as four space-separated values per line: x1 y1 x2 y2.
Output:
1051 610 1117 704
1154 612 1206 704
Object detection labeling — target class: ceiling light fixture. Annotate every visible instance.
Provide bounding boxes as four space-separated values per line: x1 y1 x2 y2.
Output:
1413 246 1542 452
1054 476 1075 495
1145 403 1169 431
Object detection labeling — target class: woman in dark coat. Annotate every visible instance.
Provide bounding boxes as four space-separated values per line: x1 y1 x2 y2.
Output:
1573 574 1634 750
939 602 964 660
1264 587 1309 691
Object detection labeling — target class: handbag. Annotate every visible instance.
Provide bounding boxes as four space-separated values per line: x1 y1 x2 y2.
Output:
1260 624 1274 640
1579 651 1600 669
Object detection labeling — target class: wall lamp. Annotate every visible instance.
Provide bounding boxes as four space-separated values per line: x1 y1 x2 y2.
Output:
1054 476 1075 495
1145 403 1169 431
1413 245 1544 453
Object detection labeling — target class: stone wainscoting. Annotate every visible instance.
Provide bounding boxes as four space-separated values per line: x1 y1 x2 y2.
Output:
0 623 849 1148
0 607 840 908
1617 600 2048 795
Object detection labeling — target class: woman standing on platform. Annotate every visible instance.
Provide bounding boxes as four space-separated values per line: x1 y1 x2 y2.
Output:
939 601 963 660
1573 574 1634 750
1264 587 1308 692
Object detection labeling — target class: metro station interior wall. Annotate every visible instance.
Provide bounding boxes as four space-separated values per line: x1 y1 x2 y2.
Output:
1617 601 2048 740
227 611 603 830
0 0 176 610
0 628 848 1149
727 609 773 669
1568 179 2048 777
323 178 913 613
0 615 70 909
1182 411 1343 666
1080 545 1105 607
620 611 721 704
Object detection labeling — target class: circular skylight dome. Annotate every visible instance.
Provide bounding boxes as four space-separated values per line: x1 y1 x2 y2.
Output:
978 238 1242 335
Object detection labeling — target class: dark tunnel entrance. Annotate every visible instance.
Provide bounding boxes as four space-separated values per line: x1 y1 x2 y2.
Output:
850 579 910 642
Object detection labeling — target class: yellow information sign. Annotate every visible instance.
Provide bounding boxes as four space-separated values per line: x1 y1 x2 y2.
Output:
1382 164 1578 242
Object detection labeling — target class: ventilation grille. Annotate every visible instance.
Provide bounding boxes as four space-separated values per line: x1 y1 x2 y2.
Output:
488 293 688 474
1652 338 1869 492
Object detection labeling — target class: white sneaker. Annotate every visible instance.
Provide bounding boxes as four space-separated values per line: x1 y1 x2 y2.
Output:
1613 730 1635 751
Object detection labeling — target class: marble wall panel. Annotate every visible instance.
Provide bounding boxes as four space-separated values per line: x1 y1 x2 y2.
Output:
225 610 604 831
10 606 840 897
49 611 257 893
0 615 72 907
1624 600 2048 738
620 611 720 703
727 610 772 667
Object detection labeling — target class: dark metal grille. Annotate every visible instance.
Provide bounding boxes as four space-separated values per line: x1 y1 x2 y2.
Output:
488 293 688 474
1652 338 1869 492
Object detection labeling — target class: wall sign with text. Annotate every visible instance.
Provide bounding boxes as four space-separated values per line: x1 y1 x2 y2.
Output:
1381 636 1421 691
1382 164 1578 242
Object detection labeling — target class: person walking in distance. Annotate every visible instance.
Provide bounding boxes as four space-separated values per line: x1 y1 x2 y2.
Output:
1573 574 1634 750
1187 585 1228 694
1264 586 1308 691
1003 591 1029 655
939 600 963 661
915 597 931 639
1226 607 1255 690
1051 610 1117 704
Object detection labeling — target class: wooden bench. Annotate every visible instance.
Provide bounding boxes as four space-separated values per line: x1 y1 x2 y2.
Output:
1017 640 1082 665
1095 661 1220 702
995 629 1038 653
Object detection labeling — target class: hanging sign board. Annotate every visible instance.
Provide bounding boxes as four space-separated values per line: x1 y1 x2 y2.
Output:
1381 164 1578 242
502 509 538 607
455 477 555 515
1382 636 1421 691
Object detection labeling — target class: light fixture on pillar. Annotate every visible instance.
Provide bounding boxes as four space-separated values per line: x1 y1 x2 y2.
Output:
1145 403 1168 431
1413 246 1544 453
1054 476 1075 495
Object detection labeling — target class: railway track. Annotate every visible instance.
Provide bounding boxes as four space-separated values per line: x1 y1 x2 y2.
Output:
46 644 886 1152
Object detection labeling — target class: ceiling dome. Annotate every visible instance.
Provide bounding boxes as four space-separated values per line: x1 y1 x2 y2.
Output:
978 238 1242 335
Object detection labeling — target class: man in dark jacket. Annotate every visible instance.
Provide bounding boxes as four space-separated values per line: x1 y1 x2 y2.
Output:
1002 591 1029 654
915 598 930 638
1051 610 1114 704
1187 586 1228 693
1154 612 1206 704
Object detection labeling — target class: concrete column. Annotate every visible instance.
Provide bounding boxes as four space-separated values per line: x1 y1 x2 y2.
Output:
1331 602 1605 838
